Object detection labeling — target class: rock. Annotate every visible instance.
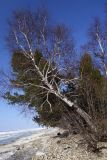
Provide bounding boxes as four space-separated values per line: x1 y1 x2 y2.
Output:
57 132 61 136
60 131 69 138
57 140 61 144
64 146 70 150
72 130 78 135
16 147 20 150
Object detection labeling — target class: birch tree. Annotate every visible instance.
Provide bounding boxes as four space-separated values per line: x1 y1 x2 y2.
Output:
5 9 98 134
84 17 107 76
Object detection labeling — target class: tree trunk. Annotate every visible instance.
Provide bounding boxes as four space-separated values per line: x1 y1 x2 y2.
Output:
56 94 97 133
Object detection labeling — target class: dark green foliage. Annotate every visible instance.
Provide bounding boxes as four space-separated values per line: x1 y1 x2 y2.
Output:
5 50 64 127
80 53 93 77
34 98 63 127
78 53 107 120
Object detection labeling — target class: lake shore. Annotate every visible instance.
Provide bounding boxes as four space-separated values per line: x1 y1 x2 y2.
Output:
1 128 107 160
0 128 58 160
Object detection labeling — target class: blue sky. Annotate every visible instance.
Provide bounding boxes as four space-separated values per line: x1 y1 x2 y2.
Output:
0 0 106 131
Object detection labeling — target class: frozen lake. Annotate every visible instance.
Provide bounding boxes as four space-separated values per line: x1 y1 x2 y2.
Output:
0 128 43 145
